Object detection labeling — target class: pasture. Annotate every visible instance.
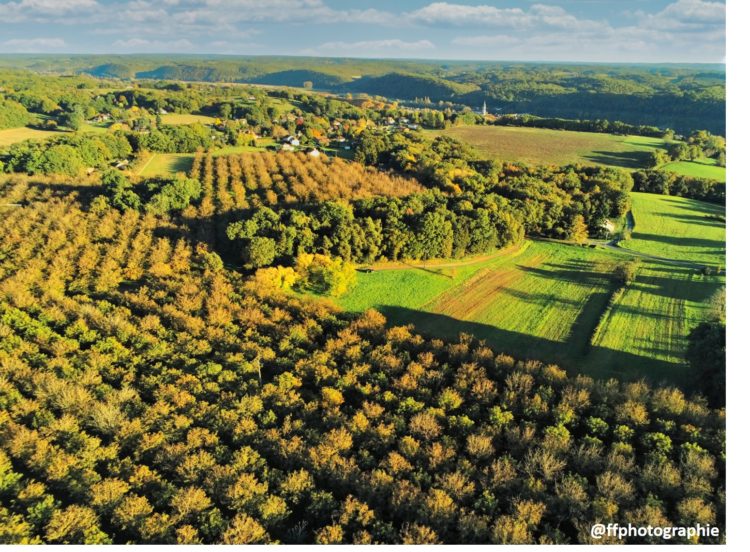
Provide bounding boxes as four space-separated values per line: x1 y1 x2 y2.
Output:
0 126 59 147
424 126 669 170
138 153 194 177
588 259 723 382
328 192 726 384
623 192 725 267
661 157 726 182
160 113 216 125
137 140 278 176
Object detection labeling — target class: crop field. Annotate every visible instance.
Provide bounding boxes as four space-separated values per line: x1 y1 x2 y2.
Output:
160 113 216 125
623 192 726 267
661 157 726 181
424 126 669 170
0 126 59 147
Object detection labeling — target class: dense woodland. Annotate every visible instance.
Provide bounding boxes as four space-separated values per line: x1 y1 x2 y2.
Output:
0 65 727 543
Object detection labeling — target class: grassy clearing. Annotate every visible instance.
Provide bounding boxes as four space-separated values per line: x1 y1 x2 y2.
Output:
661 157 726 182
588 260 724 382
139 153 194 177
424 126 669 170
623 192 725 267
329 192 726 385
138 140 281 176
0 127 60 147
79 122 111 134
161 113 216 125
335 241 649 375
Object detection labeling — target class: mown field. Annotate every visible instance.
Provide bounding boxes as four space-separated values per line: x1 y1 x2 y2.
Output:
0 126 59 147
137 139 278 176
328 192 725 384
160 113 216 125
662 157 726 182
425 126 667 169
588 259 723 382
624 192 726 267
425 126 727 180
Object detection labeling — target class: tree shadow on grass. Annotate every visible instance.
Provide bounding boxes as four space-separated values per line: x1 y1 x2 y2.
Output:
631 232 723 250
654 212 725 228
582 150 652 169
378 305 686 387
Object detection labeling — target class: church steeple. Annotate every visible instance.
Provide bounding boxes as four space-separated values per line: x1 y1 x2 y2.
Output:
482 100 487 116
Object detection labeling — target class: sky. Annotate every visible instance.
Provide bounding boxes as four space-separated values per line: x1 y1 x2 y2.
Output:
0 0 726 63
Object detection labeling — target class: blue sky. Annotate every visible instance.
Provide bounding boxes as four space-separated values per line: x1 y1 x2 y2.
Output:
0 0 725 63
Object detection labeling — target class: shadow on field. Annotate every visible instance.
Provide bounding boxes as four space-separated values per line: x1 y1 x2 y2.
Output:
655 212 726 228
516 259 613 287
378 305 685 386
661 197 726 214
582 149 652 169
632 231 724 250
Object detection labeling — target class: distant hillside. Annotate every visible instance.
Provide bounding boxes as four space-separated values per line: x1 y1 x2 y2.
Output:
1 54 725 133
85 63 134 79
340 72 480 100
135 64 244 82
250 70 347 89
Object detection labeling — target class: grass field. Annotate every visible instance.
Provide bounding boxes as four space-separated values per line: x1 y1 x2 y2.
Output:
0 127 60 147
138 153 195 177
424 126 669 170
623 192 726 267
336 241 642 374
588 260 723 382
322 191 725 385
661 157 726 182
161 113 216 125
138 139 279 176
425 126 727 181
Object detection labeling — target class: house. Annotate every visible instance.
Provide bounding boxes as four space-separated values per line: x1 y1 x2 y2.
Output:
158 108 168 115
91 113 111 123
282 135 300 147
281 143 296 152
308 148 321 158
114 160 129 170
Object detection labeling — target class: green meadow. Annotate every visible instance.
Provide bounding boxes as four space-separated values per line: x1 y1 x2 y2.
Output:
623 192 726 267
425 126 727 181
424 126 669 170
322 192 725 385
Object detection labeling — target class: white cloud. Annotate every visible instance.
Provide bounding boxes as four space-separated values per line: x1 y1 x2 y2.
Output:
451 34 519 47
1 37 66 52
303 39 435 57
407 2 530 27
637 0 725 31
113 37 194 51
19 0 97 12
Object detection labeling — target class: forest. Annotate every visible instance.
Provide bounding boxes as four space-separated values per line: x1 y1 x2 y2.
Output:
0 63 727 544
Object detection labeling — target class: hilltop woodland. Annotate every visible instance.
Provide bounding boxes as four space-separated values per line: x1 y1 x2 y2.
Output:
0 69 726 544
